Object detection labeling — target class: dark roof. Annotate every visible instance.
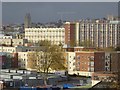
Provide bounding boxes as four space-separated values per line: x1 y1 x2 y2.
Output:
89 81 117 90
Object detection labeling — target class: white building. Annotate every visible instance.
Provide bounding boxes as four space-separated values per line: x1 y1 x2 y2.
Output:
18 51 43 70
18 52 28 69
25 28 65 45
66 52 76 75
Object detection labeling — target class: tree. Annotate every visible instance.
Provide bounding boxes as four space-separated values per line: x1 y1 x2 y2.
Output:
27 52 37 70
70 40 76 47
33 40 66 85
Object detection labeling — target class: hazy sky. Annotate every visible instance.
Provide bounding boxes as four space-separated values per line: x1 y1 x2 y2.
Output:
1 0 120 2
2 2 118 25
0 1 2 27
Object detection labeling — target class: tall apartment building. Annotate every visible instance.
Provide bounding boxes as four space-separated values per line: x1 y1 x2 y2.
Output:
25 28 65 45
64 18 120 48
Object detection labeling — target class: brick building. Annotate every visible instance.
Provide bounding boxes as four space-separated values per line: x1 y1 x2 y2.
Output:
75 51 105 76
92 51 120 86
66 49 105 76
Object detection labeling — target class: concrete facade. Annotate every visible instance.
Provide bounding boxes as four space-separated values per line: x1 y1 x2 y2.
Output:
64 19 120 48
25 28 65 45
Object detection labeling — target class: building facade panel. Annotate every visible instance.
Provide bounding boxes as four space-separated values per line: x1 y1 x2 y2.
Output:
25 28 65 45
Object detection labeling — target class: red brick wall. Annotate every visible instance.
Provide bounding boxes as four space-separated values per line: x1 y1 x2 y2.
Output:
75 51 105 72
75 52 94 72
12 53 18 68
64 22 76 46
0 55 6 68
94 52 105 72
70 23 76 46
64 23 70 45
111 52 120 72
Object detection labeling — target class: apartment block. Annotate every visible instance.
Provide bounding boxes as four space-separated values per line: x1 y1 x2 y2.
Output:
25 28 65 45
18 51 47 71
66 49 105 76
64 19 120 48
75 51 105 76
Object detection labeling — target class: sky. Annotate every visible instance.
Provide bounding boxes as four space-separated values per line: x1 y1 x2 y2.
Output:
0 1 2 27
2 2 119 25
1 0 120 2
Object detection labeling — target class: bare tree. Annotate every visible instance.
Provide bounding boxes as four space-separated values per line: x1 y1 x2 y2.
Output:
33 40 66 85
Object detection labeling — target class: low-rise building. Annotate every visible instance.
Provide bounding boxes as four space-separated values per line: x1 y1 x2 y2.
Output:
66 51 105 77
0 38 28 46
18 51 39 70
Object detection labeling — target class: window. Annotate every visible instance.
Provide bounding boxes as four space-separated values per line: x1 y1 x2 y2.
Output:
19 42 22 44
90 56 94 60
77 55 80 59
90 62 94 66
90 67 94 72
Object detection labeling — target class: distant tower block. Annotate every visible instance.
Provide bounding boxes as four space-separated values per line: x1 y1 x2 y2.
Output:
24 13 31 28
